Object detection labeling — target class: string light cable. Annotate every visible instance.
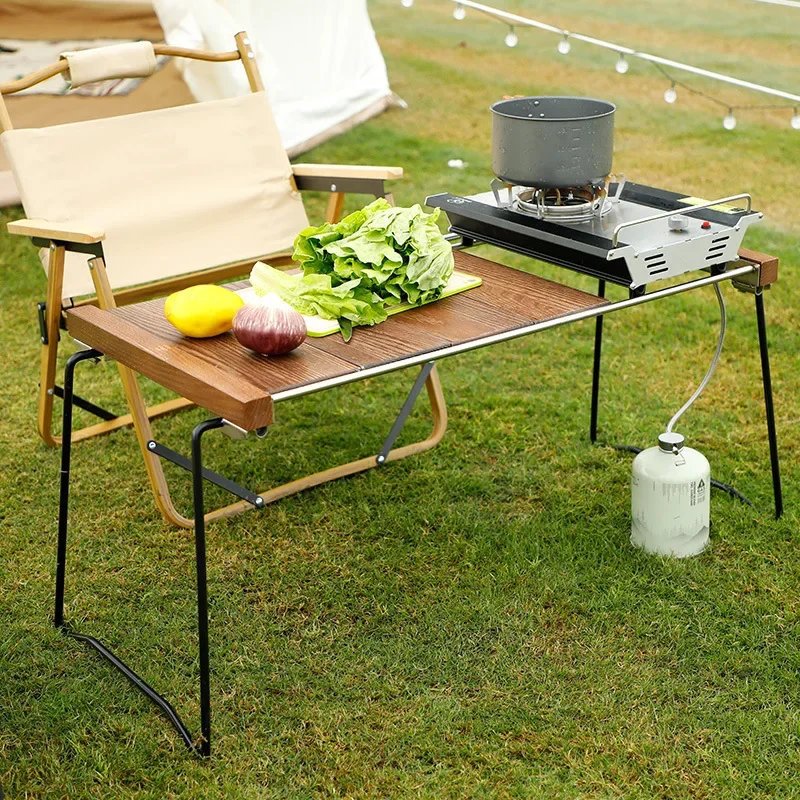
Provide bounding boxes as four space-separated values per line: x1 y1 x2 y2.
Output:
403 0 800 130
754 0 800 8
648 63 800 130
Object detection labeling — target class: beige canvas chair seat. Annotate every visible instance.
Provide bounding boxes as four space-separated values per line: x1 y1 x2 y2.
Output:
3 85 317 324
4 92 308 299
0 33 447 528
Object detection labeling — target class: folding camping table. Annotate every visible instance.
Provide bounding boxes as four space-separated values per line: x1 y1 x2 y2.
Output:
57 248 782 757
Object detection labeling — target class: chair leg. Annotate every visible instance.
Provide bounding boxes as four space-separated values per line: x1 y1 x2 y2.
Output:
60 355 447 530
53 360 447 528
37 244 66 447
38 338 60 446
114 361 195 528
85 254 194 527
326 191 345 223
144 363 448 526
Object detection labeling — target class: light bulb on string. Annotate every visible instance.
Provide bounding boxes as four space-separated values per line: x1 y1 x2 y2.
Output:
615 54 629 74
401 0 413 7
664 84 677 104
791 110 800 130
557 34 571 55
505 26 519 48
723 110 737 130
453 3 466 20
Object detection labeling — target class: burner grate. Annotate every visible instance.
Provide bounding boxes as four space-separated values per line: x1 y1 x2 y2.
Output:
515 185 611 223
492 177 626 225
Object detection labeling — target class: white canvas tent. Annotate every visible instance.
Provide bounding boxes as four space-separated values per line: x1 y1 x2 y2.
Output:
0 0 400 205
154 0 400 156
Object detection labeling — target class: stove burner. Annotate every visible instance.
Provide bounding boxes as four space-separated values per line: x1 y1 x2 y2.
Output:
490 175 627 224
514 184 611 223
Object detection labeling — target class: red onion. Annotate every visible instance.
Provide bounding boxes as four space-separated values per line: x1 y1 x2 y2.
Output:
232 300 306 356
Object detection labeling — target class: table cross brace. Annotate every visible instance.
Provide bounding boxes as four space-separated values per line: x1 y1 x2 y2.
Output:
377 361 436 464
147 439 266 508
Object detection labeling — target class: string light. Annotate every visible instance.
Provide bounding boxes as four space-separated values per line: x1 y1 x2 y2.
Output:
723 109 737 130
402 0 800 129
653 64 800 130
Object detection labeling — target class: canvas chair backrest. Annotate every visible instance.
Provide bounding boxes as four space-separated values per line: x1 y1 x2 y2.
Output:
1 90 310 300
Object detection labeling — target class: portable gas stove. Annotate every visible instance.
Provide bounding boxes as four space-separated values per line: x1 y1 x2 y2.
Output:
426 178 763 294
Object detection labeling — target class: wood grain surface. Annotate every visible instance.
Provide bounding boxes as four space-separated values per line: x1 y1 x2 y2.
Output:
737 248 779 287
66 251 608 430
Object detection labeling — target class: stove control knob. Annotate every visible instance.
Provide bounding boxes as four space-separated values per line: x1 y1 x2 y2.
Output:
668 214 690 232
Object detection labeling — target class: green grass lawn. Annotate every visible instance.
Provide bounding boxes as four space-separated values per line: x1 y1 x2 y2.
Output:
2 1 800 797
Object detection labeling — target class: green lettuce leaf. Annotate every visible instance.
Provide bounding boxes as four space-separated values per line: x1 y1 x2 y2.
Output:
250 262 388 339
277 197 454 339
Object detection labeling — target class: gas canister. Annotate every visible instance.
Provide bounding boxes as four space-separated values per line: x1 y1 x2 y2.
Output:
631 432 710 558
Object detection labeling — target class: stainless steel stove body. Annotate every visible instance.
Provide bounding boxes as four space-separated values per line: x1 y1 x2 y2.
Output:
426 182 762 294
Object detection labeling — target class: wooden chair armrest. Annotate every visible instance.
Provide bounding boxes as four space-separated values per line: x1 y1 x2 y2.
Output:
292 164 403 181
7 218 105 244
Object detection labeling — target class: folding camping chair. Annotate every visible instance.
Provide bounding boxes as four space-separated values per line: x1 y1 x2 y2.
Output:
0 33 447 528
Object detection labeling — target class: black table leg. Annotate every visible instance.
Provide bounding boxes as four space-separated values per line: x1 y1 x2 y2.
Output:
54 348 222 757
191 418 225 758
54 348 102 628
755 289 783 519
590 279 606 443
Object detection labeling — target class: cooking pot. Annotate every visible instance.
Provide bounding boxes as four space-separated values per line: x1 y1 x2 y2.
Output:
491 96 616 188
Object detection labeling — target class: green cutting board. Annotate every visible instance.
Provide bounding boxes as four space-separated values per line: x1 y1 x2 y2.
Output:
236 271 482 338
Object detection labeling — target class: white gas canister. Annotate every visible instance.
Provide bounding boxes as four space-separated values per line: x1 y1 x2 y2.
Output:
631 432 711 558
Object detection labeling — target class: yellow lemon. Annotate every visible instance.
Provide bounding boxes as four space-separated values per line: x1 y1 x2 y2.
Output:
164 284 244 338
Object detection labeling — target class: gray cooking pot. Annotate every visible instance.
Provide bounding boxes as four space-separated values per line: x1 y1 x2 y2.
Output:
491 96 615 188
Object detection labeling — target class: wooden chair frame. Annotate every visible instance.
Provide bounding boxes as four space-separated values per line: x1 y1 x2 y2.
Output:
1 32 447 528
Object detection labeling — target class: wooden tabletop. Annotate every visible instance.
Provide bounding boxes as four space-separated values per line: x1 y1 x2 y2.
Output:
66 251 608 431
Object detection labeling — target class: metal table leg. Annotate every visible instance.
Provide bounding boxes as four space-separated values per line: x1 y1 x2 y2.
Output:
54 348 102 628
55 348 268 757
55 349 211 756
590 278 781 518
755 289 783 519
590 279 606 443
190 418 225 757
